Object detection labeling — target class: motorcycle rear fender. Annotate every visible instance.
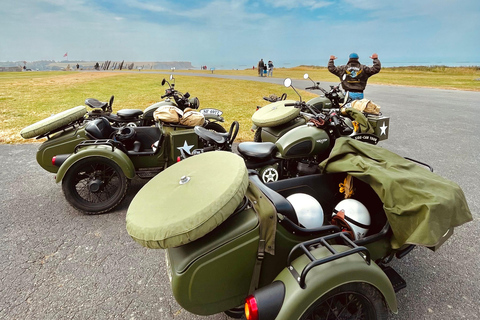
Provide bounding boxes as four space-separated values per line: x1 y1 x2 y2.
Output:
55 145 135 183
270 245 398 320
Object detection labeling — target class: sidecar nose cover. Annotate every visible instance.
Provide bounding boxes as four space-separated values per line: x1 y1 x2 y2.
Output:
126 151 249 249
252 100 300 127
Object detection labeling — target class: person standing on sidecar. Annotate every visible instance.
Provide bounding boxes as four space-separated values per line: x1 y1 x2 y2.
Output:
328 53 381 100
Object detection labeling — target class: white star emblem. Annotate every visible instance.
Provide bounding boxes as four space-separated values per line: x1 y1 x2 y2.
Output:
177 140 194 155
379 122 388 136
262 168 279 183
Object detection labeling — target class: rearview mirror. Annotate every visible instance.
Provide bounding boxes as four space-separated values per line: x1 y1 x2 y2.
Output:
283 78 292 88
303 73 309 79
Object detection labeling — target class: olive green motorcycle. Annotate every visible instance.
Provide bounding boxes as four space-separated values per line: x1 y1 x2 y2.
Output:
252 74 387 144
126 147 471 320
20 78 235 214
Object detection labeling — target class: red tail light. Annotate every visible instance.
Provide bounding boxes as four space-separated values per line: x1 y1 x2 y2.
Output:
245 295 259 320
177 156 181 162
52 156 57 166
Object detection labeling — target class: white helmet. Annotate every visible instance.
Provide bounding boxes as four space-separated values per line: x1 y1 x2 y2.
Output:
286 193 324 229
331 199 370 240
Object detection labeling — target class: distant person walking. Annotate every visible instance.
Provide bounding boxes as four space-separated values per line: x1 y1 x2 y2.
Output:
258 59 265 77
267 60 274 77
328 53 381 100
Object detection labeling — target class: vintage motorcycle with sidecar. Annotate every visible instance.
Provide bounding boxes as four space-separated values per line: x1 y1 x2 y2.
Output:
253 74 348 143
20 90 237 214
238 78 388 184
82 75 226 129
126 142 471 320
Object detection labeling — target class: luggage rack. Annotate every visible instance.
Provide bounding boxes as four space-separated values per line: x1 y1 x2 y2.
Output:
74 139 121 153
287 232 370 289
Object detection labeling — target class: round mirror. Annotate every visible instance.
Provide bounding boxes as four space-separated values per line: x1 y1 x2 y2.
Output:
303 73 309 79
161 79 166 86
283 78 292 88
169 74 174 80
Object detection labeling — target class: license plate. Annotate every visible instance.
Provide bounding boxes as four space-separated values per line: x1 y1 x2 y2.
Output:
200 108 223 116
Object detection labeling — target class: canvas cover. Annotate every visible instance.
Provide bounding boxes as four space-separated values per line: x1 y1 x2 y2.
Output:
319 137 472 249
153 105 184 124
252 100 300 127
126 151 249 249
179 110 205 127
20 106 87 139
351 99 381 115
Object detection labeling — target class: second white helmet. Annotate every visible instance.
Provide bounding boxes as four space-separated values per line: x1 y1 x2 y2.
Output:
332 199 371 240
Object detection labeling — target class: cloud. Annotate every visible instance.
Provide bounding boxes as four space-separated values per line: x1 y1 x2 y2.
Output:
263 0 332 10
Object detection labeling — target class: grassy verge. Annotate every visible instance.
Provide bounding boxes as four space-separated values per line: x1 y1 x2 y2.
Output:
1 66 479 144
185 65 480 91
0 71 317 144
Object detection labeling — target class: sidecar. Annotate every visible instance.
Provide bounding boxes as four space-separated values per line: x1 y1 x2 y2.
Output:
126 146 471 319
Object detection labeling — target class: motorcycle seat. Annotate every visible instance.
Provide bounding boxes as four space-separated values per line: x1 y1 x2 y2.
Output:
85 118 115 139
237 142 277 160
85 98 108 109
117 109 143 119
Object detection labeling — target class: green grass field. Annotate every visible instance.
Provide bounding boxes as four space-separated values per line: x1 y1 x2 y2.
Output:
1 66 479 144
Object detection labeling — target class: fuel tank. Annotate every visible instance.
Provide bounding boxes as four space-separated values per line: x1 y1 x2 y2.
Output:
275 124 331 159
306 96 332 110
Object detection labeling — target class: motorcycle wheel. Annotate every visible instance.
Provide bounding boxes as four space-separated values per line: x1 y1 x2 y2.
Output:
299 283 388 320
204 121 227 133
62 157 130 214
253 128 262 142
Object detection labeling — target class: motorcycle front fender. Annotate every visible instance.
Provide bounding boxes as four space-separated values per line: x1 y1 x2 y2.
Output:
203 114 224 122
55 145 136 183
271 245 398 320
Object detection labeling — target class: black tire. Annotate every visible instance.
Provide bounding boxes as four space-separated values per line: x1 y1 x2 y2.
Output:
62 157 129 214
300 283 388 320
204 121 227 133
254 127 262 142
224 306 245 319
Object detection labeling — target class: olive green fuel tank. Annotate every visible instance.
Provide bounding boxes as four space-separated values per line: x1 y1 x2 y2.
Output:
275 124 331 159
306 96 332 110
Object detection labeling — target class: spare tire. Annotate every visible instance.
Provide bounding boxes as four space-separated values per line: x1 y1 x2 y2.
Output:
20 106 87 139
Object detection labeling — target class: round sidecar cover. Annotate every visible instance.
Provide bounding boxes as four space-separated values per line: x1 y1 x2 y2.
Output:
20 106 87 139
252 100 300 127
126 151 249 249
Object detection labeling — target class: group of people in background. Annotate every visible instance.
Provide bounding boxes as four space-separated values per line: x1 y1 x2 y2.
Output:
256 59 274 77
256 53 381 100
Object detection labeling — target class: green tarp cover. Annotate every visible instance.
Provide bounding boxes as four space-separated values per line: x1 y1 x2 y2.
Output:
252 100 300 127
319 137 472 249
126 151 249 249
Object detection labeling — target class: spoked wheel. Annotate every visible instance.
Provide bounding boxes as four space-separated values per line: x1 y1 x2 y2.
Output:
204 121 227 133
62 157 129 214
300 283 388 320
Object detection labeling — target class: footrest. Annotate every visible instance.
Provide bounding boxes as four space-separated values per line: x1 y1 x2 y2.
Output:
381 266 406 292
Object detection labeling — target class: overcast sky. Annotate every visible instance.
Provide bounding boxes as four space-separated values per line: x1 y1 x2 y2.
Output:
1 0 479 68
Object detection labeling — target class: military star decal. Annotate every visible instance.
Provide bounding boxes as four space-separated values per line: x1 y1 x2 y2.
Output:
379 122 388 136
177 141 194 155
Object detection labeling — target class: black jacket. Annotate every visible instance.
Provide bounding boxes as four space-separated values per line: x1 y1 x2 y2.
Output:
328 58 381 92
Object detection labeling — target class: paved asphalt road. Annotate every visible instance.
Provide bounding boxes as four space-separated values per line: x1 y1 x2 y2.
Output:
1 73 479 319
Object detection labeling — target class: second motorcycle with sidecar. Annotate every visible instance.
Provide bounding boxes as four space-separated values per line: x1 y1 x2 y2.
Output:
126 142 472 320
20 82 237 214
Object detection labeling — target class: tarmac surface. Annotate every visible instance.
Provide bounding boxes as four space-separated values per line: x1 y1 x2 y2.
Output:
1 73 479 319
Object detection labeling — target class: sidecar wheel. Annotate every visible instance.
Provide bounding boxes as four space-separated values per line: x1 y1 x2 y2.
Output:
253 128 262 142
204 121 227 133
62 157 129 214
300 283 388 320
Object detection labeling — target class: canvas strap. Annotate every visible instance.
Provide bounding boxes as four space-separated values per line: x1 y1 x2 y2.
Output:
245 181 277 294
